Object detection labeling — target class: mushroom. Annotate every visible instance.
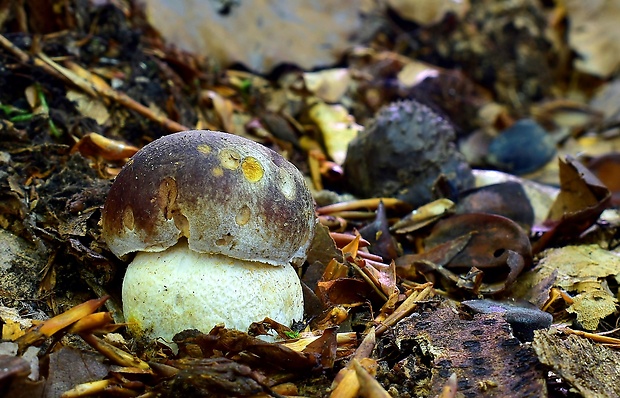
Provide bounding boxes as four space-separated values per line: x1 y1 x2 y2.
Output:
101 130 316 341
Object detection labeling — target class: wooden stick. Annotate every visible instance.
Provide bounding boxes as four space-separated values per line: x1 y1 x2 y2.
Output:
0 33 194 133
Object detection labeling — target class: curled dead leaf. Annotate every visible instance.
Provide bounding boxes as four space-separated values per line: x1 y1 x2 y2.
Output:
71 133 138 162
534 156 611 252
397 213 532 295
456 182 534 232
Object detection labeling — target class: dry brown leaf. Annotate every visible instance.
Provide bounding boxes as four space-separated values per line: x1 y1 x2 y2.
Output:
587 153 620 205
71 133 138 161
205 90 235 133
546 158 604 220
151 357 267 397
176 326 321 372
473 169 560 226
66 90 110 125
417 213 532 294
359 200 401 261
44 347 111 398
514 244 620 330
302 327 338 369
565 0 620 77
0 353 43 398
456 182 534 231
534 156 611 251
317 278 373 306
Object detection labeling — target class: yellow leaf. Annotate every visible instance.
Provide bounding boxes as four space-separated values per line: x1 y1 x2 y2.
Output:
309 102 362 165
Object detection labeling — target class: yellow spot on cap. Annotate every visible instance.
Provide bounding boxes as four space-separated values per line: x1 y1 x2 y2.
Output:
212 167 224 177
197 144 211 154
242 157 264 182
219 148 241 170
235 205 251 226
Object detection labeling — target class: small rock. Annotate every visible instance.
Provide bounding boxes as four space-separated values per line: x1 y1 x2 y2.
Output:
487 119 556 175
462 299 553 342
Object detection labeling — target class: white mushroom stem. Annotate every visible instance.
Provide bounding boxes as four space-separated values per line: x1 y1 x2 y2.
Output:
122 240 304 342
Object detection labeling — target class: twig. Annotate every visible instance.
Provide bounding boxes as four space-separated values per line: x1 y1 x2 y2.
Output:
562 327 620 347
375 283 434 335
317 197 410 215
0 33 196 133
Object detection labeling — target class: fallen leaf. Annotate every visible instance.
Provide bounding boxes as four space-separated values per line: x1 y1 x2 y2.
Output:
586 152 620 205
565 0 620 77
44 347 111 398
66 90 110 125
204 90 235 133
535 157 611 251
182 327 321 371
456 182 535 231
71 133 139 161
396 232 472 282
391 198 455 234
423 213 532 293
0 354 43 398
317 278 373 306
358 201 401 261
473 169 559 226
396 60 439 88
566 289 617 331
303 69 351 103
152 357 267 397
309 101 362 165
513 244 620 330
302 327 338 369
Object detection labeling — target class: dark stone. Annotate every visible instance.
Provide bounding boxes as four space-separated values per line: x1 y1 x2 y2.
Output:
462 299 553 342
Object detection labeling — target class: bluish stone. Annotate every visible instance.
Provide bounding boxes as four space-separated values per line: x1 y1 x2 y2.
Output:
487 119 556 175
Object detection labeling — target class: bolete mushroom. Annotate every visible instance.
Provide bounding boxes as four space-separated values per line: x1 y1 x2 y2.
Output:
101 130 316 341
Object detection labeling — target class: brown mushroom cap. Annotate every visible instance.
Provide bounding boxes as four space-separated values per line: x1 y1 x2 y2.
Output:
101 130 316 266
